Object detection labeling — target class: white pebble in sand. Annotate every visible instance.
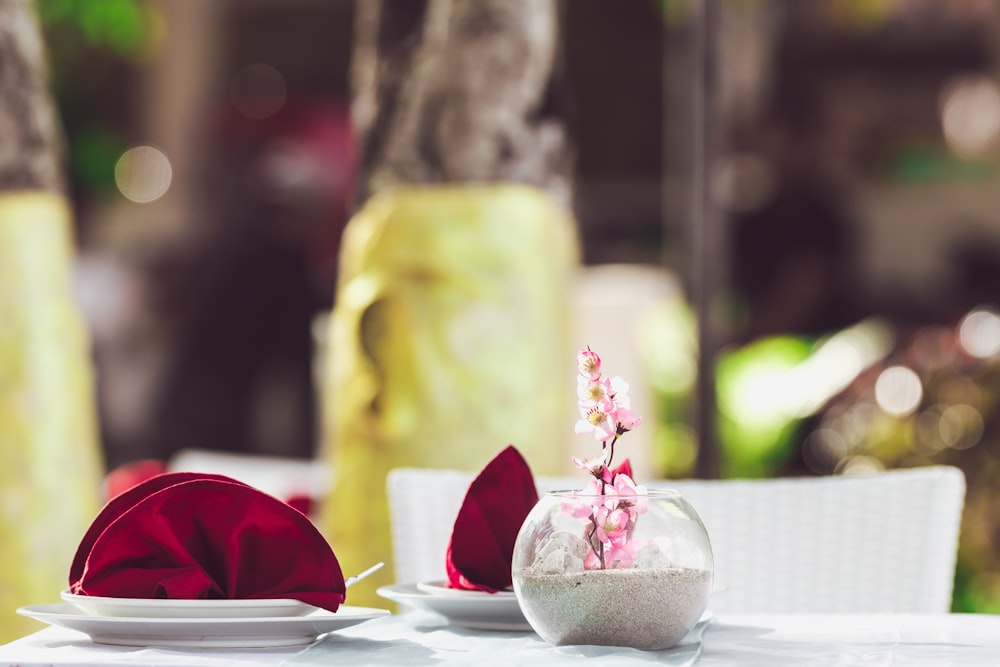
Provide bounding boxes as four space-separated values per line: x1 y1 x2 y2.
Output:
514 567 712 650
633 543 672 570
530 531 589 575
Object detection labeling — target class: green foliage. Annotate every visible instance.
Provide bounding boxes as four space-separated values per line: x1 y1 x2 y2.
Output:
70 129 124 195
37 0 151 57
889 145 995 185
714 336 813 477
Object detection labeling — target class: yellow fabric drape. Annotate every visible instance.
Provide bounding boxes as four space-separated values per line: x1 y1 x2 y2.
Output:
0 192 104 640
317 185 580 606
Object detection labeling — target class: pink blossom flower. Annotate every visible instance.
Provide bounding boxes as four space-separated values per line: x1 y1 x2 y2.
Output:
595 505 630 545
577 348 602 380
577 377 610 406
565 478 604 518
615 408 642 433
575 405 617 442
591 501 642 569
605 541 639 568
611 472 646 497
571 453 607 477
611 473 649 515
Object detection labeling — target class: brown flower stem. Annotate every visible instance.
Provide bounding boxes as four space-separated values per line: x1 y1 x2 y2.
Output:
587 517 605 569
606 435 619 473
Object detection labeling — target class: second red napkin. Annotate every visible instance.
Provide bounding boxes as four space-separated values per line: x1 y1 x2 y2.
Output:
69 472 346 612
445 445 539 592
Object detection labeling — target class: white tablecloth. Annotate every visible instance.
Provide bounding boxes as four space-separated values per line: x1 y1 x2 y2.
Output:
3 611 1000 666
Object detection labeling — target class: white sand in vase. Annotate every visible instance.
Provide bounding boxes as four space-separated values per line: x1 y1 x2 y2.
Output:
514 567 712 650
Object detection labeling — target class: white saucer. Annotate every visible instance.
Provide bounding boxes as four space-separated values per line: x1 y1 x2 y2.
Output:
378 582 530 631
60 590 316 618
17 603 390 648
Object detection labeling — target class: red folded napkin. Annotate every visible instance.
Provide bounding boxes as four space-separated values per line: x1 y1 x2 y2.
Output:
445 445 539 593
69 472 346 611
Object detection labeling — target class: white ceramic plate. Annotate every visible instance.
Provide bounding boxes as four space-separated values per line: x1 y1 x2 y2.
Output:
17 603 390 648
378 582 530 631
60 590 316 618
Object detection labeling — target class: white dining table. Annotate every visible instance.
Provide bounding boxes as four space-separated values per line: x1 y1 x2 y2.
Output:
3 610 999 666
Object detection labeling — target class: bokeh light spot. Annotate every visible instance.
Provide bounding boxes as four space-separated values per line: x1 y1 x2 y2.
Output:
940 76 1000 156
958 308 1000 358
840 401 878 448
114 145 172 203
940 404 984 450
874 366 923 417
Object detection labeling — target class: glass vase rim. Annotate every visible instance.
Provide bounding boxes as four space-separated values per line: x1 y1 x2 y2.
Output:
542 488 685 499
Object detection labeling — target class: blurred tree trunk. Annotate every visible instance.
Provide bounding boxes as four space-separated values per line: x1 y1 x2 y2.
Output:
0 0 104 640
319 0 579 606
0 0 64 192
350 0 573 203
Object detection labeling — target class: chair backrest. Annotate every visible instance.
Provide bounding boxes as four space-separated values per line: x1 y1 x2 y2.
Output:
385 465 965 613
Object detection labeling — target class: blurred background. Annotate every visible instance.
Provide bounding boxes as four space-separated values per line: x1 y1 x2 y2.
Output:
29 0 1000 612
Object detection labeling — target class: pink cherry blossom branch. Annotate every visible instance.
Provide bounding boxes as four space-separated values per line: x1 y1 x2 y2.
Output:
570 346 649 570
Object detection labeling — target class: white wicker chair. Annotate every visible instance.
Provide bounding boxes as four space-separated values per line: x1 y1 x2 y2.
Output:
386 465 966 613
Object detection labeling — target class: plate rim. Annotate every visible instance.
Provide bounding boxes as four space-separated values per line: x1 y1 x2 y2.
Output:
59 589 316 618
19 602 389 625
414 580 517 598
379 582 519 605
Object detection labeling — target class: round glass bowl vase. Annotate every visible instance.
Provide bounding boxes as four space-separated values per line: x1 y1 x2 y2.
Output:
512 489 713 650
